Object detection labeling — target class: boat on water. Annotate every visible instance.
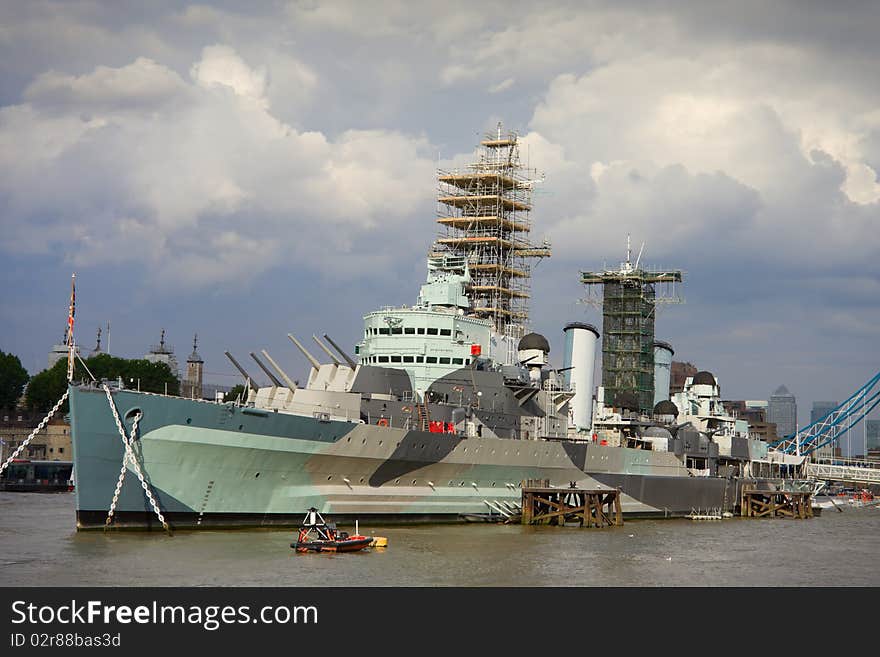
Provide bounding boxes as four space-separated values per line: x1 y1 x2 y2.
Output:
0 459 74 493
67 124 810 530
292 508 372 553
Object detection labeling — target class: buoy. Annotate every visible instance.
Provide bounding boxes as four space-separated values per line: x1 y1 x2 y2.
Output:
377 418 389 427
369 536 388 548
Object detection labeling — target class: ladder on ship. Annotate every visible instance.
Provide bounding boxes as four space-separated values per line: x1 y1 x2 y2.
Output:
416 400 431 432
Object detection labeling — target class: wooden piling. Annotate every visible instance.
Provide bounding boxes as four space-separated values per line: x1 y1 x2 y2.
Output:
740 488 813 519
521 484 622 527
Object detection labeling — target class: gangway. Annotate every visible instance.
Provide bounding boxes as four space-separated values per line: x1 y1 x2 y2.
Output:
805 458 880 486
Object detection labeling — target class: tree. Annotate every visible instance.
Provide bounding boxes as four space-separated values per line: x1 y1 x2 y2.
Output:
0 351 29 411
227 384 246 403
24 358 68 412
26 354 181 412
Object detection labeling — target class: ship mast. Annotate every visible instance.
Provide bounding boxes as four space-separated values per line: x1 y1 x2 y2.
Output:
432 122 550 358
580 238 683 414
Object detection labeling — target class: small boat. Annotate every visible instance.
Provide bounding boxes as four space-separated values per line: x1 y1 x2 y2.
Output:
291 508 373 553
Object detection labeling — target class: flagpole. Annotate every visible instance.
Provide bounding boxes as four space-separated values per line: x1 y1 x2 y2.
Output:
67 273 76 382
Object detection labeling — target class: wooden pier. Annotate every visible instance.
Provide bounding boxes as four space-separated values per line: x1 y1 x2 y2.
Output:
740 488 813 519
521 483 622 528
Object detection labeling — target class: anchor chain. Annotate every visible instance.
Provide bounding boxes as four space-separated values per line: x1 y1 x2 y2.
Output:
102 384 171 534
0 390 69 476
105 411 141 529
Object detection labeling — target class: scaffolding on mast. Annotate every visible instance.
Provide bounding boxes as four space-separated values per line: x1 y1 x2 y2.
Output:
431 122 550 353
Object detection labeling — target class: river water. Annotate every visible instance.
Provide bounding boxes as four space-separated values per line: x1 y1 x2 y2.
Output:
1 492 877 587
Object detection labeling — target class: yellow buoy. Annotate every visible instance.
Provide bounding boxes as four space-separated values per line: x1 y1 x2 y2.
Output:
370 536 388 548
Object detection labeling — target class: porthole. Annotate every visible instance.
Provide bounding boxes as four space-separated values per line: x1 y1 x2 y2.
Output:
395 479 400 484
238 425 244 431
412 479 417 484
255 472 260 478
378 440 383 446
359 478 365 484
186 418 192 425
327 476 332 481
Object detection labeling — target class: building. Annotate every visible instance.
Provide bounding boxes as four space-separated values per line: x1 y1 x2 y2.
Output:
181 334 204 400
722 400 777 442
867 420 880 452
0 411 71 462
810 401 839 460
670 361 698 395
767 385 797 441
144 329 180 380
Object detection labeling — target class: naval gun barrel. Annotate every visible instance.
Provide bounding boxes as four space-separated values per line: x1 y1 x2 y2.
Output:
260 349 298 392
224 351 256 389
250 352 283 388
287 334 321 370
312 335 340 366
322 333 357 369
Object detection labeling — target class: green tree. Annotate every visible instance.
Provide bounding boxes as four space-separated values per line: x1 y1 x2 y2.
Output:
227 384 246 403
0 351 29 410
26 354 180 412
24 358 68 412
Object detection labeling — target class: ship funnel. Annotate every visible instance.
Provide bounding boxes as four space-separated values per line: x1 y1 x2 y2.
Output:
287 334 321 370
260 349 297 392
250 352 283 388
312 335 340 365
653 341 674 406
562 322 599 431
224 351 257 389
323 333 357 369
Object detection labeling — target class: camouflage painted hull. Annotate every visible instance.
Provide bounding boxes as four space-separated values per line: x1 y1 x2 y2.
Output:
69 385 734 530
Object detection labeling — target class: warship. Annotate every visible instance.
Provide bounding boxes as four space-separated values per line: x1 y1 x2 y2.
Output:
68 124 806 529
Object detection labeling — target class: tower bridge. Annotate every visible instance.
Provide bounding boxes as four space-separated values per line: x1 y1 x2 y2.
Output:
771 370 880 486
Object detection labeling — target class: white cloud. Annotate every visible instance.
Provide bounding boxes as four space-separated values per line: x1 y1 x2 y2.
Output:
191 44 269 108
0 46 436 288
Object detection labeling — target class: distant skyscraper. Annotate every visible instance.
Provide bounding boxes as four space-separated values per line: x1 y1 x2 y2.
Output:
768 385 797 440
867 420 880 452
810 401 838 460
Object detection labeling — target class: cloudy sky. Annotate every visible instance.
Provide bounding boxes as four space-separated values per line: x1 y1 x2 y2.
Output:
2 1 878 437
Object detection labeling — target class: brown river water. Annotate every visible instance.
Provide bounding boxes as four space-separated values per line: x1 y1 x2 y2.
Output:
1 491 877 586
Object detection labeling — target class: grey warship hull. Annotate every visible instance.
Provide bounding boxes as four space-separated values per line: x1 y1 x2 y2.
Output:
70 385 737 530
